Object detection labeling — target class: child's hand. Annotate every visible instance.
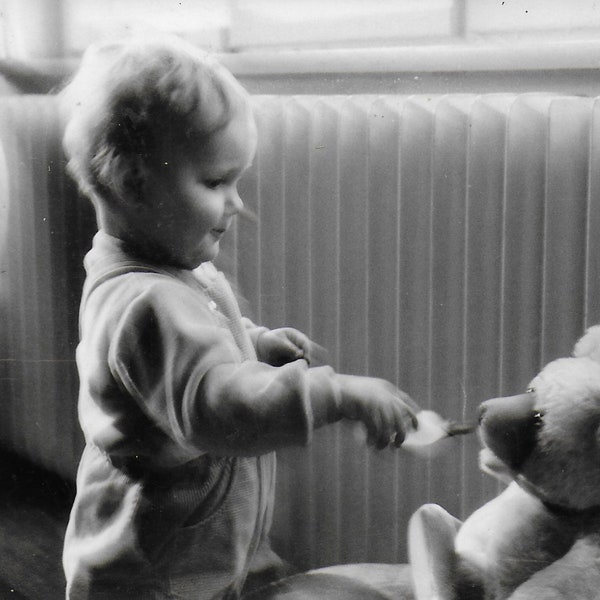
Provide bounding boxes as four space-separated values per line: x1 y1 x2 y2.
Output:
337 374 420 449
257 327 325 367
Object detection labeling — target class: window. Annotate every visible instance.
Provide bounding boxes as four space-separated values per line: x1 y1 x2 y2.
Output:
2 0 600 96
3 1 600 60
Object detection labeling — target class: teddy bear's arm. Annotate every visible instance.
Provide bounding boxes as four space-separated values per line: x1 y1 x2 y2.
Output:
509 535 600 600
409 503 480 600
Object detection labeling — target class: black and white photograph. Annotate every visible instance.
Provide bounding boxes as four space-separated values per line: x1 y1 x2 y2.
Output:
1 1 600 598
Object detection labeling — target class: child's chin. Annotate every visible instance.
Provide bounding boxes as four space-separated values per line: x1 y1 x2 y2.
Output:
199 242 219 263
185 246 217 268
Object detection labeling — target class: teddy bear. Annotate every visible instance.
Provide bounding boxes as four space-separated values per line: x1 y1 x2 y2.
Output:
407 325 600 600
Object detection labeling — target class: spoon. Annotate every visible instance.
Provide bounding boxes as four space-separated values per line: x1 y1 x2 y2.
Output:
402 410 476 451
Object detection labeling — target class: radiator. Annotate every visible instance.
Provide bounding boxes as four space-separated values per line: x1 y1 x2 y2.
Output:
226 94 600 567
1 93 600 569
0 96 95 481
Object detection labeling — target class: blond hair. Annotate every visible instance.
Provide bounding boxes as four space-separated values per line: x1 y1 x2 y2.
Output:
60 35 250 206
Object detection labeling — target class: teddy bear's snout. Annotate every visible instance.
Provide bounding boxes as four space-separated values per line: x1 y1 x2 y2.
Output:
478 393 541 471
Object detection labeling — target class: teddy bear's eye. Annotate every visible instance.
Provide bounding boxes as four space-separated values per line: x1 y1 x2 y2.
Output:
526 387 535 393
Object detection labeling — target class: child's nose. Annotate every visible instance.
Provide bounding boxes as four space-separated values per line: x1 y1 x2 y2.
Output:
226 186 244 215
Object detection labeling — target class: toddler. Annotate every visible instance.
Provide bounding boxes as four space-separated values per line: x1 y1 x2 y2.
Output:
60 36 420 600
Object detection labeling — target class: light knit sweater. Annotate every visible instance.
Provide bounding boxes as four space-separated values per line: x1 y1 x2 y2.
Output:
63 231 341 600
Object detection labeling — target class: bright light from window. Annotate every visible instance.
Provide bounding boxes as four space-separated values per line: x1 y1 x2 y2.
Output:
2 0 600 61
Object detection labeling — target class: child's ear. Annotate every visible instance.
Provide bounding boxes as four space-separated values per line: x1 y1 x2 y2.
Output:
119 155 149 205
573 326 600 363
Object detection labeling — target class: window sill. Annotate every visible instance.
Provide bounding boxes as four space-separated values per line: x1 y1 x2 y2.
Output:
218 39 600 76
216 39 600 96
5 39 600 97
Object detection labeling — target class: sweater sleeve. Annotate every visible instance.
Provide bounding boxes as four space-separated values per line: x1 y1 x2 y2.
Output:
107 282 342 456
241 316 269 352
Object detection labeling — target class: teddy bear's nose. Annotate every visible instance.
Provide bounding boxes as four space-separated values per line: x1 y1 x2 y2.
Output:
478 392 539 471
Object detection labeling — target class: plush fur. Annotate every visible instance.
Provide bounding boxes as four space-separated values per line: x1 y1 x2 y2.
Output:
408 326 600 600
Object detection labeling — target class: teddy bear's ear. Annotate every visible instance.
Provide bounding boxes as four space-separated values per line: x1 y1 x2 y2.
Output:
573 325 600 363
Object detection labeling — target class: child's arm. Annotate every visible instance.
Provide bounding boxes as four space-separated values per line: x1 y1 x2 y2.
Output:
198 363 418 454
241 316 269 350
242 318 325 366
108 283 418 456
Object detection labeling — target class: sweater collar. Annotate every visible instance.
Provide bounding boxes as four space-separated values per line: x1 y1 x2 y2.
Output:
86 230 218 288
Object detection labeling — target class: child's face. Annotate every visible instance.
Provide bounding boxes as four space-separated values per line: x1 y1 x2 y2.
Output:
127 107 257 269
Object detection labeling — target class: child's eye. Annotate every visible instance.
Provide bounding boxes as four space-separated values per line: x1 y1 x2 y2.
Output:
204 178 225 189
